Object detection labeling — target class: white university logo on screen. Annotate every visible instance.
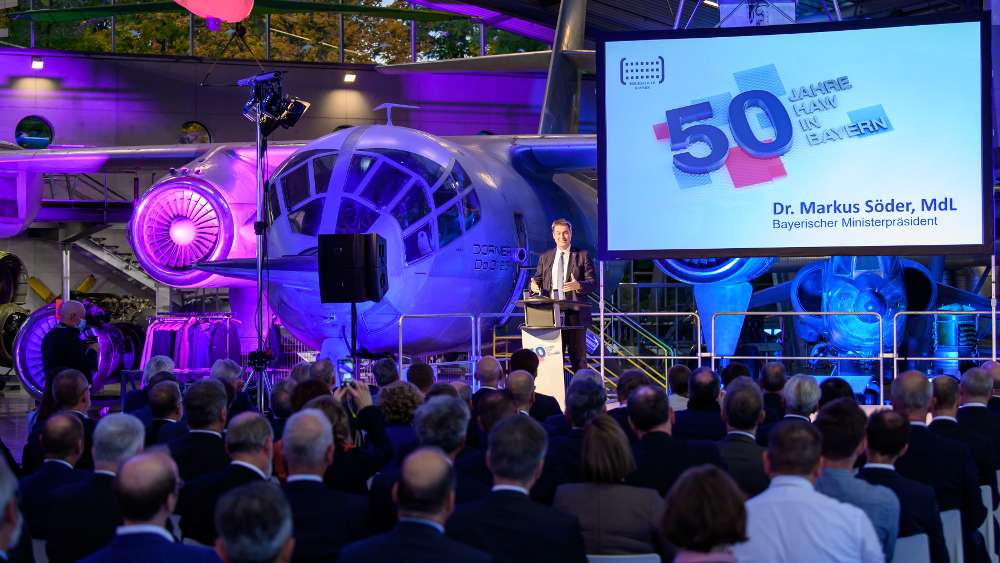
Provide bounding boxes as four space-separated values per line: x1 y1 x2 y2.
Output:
620 57 664 90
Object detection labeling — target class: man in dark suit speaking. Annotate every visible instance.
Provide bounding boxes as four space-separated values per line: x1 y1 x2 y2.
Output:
530 219 597 377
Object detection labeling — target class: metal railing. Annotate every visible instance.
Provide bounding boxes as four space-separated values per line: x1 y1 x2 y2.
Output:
398 314 477 378
891 310 997 378
595 312 702 387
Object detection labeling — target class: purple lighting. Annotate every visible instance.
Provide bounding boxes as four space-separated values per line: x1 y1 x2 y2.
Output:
169 216 197 246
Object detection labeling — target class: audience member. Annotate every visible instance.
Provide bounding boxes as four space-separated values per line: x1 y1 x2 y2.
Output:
213 359 256 421
447 416 587 563
667 365 691 412
758 362 787 418
20 413 89 540
130 370 179 426
892 371 986 547
607 369 649 444
983 360 1000 415
288 361 312 383
214 482 294 563
715 376 769 498
425 382 460 400
546 370 605 435
376 381 424 460
509 348 562 422
310 359 336 387
165 379 231 481
451 381 472 404
269 378 296 439
720 362 751 388
813 398 900 559
550 379 606 483
280 409 369 562
124 355 173 414
756 374 820 447
78 452 219 563
145 381 182 447
672 367 727 441
23 368 95 473
956 367 1000 460
818 377 856 409
408 364 436 395
858 410 948 563
339 448 492 563
451 381 480 449
553 415 667 558
662 465 746 563
471 356 503 416
179 413 273 546
370 397 489 533
372 358 399 398
930 375 998 508
290 380 331 413
624 385 726 496
0 456 26 563
732 420 884 563
47 414 144 563
456 389 517 484
506 371 557 436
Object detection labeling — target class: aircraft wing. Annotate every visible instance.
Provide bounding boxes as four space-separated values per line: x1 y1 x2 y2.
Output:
194 256 318 290
0 144 229 173
445 134 597 175
748 282 793 309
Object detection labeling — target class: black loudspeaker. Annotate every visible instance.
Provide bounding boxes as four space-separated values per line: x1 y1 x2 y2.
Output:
318 234 388 303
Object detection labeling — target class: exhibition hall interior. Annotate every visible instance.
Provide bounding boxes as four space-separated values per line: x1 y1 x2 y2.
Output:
0 0 993 562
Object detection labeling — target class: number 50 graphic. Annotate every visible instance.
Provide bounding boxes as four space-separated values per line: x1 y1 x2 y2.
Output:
666 90 794 174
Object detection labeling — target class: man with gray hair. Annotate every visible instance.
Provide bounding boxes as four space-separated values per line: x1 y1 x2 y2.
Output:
125 355 175 414
982 360 1000 415
549 379 606 483
269 378 296 439
755 373 821 447
310 358 336 387
281 409 368 562
370 397 489 533
47 414 145 563
179 412 274 546
716 376 769 497
447 415 587 561
471 356 503 416
212 358 256 420
164 378 230 480
544 369 605 435
288 361 312 383
373 357 400 389
41 299 99 384
215 482 294 563
956 366 1000 458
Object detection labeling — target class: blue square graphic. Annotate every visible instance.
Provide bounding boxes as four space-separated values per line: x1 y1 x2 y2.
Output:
674 167 712 190
756 112 772 130
691 93 733 133
733 64 786 98
847 105 894 137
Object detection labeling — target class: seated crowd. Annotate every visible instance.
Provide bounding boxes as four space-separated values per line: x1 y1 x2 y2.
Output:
11 354 1000 563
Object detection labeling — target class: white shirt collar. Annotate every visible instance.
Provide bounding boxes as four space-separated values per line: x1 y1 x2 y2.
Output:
933 416 958 423
286 474 323 483
189 429 223 438
727 431 756 440
153 418 176 422
398 517 445 534
492 485 529 496
519 410 531 417
962 403 988 408
230 461 267 480
909 421 927 427
769 475 814 489
44 459 74 469
116 524 175 543
94 470 116 477
480 386 497 391
784 414 810 421
863 463 897 471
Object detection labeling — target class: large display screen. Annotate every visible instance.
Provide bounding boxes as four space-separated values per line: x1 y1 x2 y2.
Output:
598 14 992 260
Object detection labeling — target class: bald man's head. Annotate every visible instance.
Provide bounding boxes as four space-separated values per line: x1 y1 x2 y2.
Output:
395 447 455 519
506 370 535 410
115 452 179 523
983 361 1000 392
475 356 502 386
892 370 933 418
450 381 471 404
689 367 721 401
59 300 87 328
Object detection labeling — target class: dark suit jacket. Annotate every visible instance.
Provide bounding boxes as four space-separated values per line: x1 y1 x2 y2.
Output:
455 448 567 506
155 420 189 443
41 323 98 383
857 466 949 563
338 521 493 563
166 431 230 482
22 411 96 474
123 389 148 414
545 413 572 436
988 396 1000 417
755 414 811 447
271 417 287 441
447 490 587 563
145 419 174 448
47 472 121 563
396 441 476 468
282 478 370 563
369 466 489 533
716 432 769 498
19 461 90 539
227 391 257 423
76 531 221 563
530 393 563 423
761 407 779 426
929 418 998 507
324 406 394 496
178 463 265 545
131 406 154 427
549 428 585 483
625 432 728 496
957 406 1000 464
671 401 727 442
763 392 785 418
894 424 986 532
607 407 639 444
530 246 597 326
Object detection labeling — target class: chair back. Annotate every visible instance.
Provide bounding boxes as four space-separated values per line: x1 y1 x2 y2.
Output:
891 534 930 563
980 485 998 563
586 555 661 563
32 539 48 563
941 509 964 563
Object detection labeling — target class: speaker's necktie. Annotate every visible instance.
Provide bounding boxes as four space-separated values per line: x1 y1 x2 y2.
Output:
555 251 565 300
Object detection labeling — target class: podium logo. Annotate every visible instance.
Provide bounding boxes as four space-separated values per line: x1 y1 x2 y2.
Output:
620 57 664 89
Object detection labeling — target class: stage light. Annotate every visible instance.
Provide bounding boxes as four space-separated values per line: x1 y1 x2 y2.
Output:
30 56 43 70
240 71 310 136
344 73 357 83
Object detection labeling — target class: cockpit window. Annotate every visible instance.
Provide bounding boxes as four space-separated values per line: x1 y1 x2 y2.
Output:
461 189 481 231
403 222 434 263
313 154 337 194
368 148 446 188
432 161 472 207
391 185 431 231
288 198 325 237
271 149 328 179
345 154 377 193
437 203 462 248
335 198 379 234
282 164 312 210
360 163 411 209
266 182 280 226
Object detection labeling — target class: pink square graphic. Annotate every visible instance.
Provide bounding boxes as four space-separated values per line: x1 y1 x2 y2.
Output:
652 122 670 141
725 146 784 188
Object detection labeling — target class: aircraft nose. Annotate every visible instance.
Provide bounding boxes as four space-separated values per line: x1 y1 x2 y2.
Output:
853 290 887 323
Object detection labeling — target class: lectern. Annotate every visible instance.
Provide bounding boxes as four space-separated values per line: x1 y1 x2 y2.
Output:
517 296 590 410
